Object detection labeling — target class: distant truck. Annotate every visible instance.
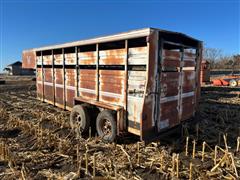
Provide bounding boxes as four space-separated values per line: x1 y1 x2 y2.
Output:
22 28 202 142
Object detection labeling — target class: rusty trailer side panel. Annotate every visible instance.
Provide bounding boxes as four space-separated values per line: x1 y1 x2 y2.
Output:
79 69 97 100
65 68 76 107
99 70 125 106
23 28 202 142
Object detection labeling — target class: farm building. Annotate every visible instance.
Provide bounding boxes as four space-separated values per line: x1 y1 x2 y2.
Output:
4 61 35 75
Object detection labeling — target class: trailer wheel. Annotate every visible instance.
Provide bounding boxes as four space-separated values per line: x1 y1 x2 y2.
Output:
229 79 237 87
96 110 116 142
70 104 90 135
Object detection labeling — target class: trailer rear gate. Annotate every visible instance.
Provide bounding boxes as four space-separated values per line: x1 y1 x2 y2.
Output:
22 28 202 141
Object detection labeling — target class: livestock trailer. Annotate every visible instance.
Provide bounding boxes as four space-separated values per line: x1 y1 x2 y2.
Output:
22 28 202 142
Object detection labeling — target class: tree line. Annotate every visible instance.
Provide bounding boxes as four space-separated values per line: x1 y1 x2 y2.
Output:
203 47 240 70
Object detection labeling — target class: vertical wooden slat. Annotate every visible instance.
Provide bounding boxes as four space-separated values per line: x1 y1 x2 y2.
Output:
52 50 55 106
195 43 202 112
75 46 79 97
178 47 184 121
124 40 128 132
96 44 99 101
35 51 38 99
62 48 66 109
155 35 162 132
41 51 44 102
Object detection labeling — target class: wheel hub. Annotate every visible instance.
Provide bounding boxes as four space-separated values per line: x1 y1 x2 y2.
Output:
102 119 112 135
75 113 82 129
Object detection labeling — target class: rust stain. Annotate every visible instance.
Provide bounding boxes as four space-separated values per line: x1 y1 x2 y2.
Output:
65 53 76 65
99 49 125 65
43 55 52 65
79 51 97 65
54 54 63 65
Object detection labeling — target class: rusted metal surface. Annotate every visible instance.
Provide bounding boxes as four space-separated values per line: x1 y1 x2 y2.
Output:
65 53 76 65
99 49 125 65
140 30 202 142
79 52 97 65
65 69 76 107
54 54 63 65
22 50 36 69
36 68 43 99
43 55 52 65
25 28 202 141
43 68 54 102
55 68 64 106
79 69 97 100
123 40 128 134
141 31 157 139
99 70 125 106
127 70 146 135
74 96 122 110
128 47 148 65
156 47 198 132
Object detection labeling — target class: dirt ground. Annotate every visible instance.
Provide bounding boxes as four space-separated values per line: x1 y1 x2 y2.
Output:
0 76 239 179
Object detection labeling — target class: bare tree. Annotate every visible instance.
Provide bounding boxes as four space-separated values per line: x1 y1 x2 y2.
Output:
214 55 233 69
232 54 240 67
203 47 223 68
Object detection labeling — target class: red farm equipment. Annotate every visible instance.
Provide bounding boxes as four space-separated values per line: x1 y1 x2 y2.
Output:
212 76 240 87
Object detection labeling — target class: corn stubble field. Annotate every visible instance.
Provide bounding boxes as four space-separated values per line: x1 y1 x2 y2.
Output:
0 76 239 179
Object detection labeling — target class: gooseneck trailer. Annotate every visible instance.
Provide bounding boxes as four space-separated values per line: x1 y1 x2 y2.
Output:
22 28 202 142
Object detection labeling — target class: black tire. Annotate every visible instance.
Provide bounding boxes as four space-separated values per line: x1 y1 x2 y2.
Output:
70 104 90 135
96 110 117 142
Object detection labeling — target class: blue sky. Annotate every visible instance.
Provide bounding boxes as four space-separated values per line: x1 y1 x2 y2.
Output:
0 0 239 71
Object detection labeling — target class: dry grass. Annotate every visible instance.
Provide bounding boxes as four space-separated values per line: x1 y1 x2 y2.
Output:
0 83 239 179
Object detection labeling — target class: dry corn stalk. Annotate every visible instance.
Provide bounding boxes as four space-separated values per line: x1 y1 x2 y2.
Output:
229 153 238 178
237 137 240 152
201 141 206 162
114 162 118 179
192 140 196 159
117 144 133 169
211 153 227 173
0 141 3 160
171 153 176 177
185 136 189 156
214 146 217 165
77 157 82 178
137 142 140 165
21 163 26 180
189 162 193 180
176 154 179 178
223 134 228 152
160 152 163 171
85 151 88 175
93 153 96 177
